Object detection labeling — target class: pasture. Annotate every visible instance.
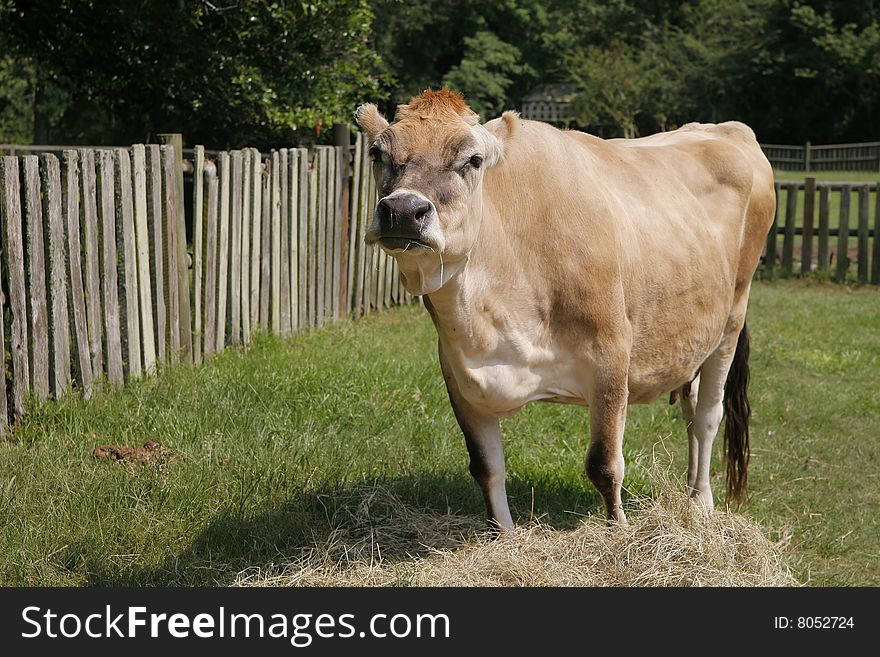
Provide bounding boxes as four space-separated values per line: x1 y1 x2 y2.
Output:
0 280 877 586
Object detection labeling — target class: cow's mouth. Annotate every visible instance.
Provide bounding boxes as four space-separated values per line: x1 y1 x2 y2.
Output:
379 236 433 252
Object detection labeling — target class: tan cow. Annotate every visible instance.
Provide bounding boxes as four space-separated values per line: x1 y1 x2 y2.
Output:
356 89 775 529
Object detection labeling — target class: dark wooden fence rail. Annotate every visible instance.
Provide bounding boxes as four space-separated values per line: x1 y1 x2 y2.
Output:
761 141 880 172
0 133 415 432
763 177 880 283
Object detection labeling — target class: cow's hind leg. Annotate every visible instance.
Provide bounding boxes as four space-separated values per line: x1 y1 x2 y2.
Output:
680 374 701 496
689 330 741 510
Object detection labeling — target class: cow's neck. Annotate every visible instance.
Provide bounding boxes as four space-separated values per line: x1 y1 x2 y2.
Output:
421 211 529 342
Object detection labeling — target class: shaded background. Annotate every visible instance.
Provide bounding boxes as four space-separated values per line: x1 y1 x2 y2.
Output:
1 0 878 148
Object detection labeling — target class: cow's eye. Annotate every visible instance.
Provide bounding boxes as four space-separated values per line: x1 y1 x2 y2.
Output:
369 145 381 162
468 154 483 169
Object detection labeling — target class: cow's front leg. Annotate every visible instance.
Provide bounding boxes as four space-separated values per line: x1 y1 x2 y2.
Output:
439 349 514 531
586 366 629 525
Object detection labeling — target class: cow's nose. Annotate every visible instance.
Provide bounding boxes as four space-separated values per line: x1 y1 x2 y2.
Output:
377 194 433 235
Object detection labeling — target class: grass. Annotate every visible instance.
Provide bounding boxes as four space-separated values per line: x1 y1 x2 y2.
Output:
0 280 878 586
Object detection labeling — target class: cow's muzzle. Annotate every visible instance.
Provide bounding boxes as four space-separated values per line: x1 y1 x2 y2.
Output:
372 192 437 251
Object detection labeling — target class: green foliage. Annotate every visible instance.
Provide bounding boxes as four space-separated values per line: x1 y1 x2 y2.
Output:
0 0 388 147
2 0 880 146
442 31 530 119
782 2 880 141
569 41 651 138
370 0 552 113
0 56 32 143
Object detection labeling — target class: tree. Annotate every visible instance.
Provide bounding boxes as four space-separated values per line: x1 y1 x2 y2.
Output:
369 0 554 114
0 56 34 143
0 0 388 147
569 41 648 138
442 31 530 119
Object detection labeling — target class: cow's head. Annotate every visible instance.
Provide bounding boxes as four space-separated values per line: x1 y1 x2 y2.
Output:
356 89 507 295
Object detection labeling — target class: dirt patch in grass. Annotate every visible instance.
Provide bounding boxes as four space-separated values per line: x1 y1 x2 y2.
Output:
234 469 798 587
93 439 178 466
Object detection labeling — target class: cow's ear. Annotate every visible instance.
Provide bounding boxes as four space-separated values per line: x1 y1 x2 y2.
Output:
485 111 520 141
355 103 389 141
480 110 519 168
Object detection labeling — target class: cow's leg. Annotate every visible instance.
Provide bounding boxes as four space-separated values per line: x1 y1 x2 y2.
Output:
680 373 701 495
439 349 514 531
690 332 740 510
586 365 629 525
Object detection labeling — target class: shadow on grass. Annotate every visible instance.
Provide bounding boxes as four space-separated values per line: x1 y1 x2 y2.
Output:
80 473 600 586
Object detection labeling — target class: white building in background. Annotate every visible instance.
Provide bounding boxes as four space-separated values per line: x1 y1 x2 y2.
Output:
520 83 576 126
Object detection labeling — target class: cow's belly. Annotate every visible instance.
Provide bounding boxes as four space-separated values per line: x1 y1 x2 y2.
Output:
442 341 590 418
626 296 732 403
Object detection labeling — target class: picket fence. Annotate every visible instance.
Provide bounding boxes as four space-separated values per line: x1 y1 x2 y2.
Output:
0 133 411 432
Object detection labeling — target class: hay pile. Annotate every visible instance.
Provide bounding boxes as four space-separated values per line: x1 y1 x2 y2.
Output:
235 473 797 587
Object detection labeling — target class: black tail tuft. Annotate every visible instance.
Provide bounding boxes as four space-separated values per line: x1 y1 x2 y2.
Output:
723 322 751 506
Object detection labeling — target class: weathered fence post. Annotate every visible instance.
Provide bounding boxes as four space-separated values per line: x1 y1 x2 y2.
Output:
817 185 830 271
801 177 816 275
306 149 321 326
132 145 157 375
192 145 205 364
781 183 797 277
80 150 104 380
114 148 141 382
97 151 124 387
836 185 851 282
240 149 252 344
203 159 219 358
22 156 50 402
259 156 271 328
270 150 281 335
0 157 30 416
315 148 327 326
335 124 351 319
296 148 308 329
157 133 193 364
230 149 244 344
249 149 263 331
857 185 870 283
872 182 880 284
146 145 166 366
277 149 290 336
215 151 230 352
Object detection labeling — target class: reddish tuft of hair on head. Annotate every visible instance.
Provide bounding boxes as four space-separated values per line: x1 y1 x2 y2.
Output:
395 88 478 123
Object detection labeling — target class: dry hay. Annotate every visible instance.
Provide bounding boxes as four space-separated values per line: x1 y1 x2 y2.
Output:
235 471 798 588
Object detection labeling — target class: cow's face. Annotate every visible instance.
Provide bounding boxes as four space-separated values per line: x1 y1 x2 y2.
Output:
356 90 503 294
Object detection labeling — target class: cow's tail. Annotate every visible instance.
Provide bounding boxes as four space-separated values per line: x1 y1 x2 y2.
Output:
723 322 751 506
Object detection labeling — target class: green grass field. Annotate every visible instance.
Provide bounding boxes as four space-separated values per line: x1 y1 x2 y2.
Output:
1 280 878 586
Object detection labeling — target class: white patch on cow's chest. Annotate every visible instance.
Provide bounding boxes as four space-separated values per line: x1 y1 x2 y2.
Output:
440 323 589 417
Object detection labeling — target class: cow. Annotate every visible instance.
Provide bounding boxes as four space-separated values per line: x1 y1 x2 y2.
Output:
355 89 775 530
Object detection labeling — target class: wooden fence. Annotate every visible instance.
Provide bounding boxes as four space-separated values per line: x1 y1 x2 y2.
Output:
764 178 880 283
761 141 880 172
0 133 411 432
